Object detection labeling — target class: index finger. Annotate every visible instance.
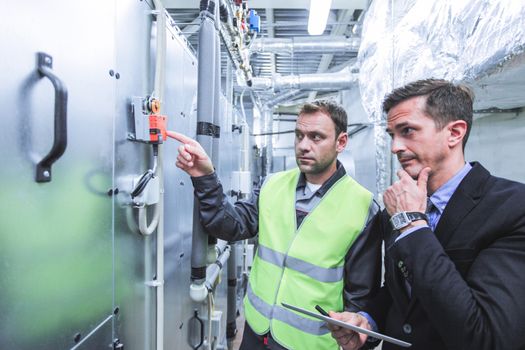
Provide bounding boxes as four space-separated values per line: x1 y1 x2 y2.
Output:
166 130 195 145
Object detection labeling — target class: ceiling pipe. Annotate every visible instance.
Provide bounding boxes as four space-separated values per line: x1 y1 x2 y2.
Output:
266 89 304 108
250 36 360 54
250 66 358 92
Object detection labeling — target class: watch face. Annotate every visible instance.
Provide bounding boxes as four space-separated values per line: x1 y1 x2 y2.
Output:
390 212 410 230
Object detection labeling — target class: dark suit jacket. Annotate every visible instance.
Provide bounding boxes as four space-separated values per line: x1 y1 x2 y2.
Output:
364 162 525 350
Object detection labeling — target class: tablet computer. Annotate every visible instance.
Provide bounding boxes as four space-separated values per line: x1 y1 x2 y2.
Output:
281 302 411 348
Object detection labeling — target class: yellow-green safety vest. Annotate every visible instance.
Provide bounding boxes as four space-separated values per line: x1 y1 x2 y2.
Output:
244 168 373 349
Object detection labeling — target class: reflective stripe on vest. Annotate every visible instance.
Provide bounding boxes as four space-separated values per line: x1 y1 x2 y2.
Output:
258 244 344 283
247 282 330 336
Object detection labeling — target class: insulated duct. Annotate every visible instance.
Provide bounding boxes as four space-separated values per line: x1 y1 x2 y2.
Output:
250 36 360 54
250 66 359 92
191 0 218 286
226 242 237 349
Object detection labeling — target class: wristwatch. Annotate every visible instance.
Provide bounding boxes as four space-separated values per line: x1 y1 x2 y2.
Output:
389 211 428 231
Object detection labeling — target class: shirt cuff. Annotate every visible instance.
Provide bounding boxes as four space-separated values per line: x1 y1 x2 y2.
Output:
395 224 429 242
358 311 378 332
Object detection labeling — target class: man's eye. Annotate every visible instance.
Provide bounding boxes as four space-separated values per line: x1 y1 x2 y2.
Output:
295 132 304 140
312 134 321 141
401 127 414 135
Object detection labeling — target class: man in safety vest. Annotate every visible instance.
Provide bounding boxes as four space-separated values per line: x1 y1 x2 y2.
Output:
168 100 381 349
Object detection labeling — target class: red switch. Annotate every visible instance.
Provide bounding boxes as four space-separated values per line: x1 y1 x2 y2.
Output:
149 114 167 143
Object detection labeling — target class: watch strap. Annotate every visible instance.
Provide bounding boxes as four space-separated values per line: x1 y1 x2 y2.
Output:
406 212 428 223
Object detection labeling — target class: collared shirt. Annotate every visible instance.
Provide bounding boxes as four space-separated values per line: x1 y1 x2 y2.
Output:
395 163 473 241
295 161 347 227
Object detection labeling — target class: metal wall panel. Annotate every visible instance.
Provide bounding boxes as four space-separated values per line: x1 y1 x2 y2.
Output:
2 2 242 349
466 111 525 183
162 23 201 350
113 1 157 349
0 1 116 349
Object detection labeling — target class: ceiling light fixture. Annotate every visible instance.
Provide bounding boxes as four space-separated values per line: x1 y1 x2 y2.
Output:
308 0 333 35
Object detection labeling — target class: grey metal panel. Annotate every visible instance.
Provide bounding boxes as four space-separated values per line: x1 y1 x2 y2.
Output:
163 22 200 350
113 1 158 349
466 111 525 183
0 1 115 349
72 315 114 350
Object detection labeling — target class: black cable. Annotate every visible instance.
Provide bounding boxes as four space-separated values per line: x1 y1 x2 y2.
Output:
131 170 155 198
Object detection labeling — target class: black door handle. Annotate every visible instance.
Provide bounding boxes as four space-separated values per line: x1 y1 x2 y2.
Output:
35 52 68 183
189 309 204 350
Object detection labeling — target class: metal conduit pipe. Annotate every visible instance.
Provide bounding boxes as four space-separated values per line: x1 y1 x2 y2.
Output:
190 0 218 303
250 36 360 54
212 1 221 171
226 241 237 349
240 120 250 174
263 107 273 176
250 67 359 92
207 0 222 251
205 245 231 291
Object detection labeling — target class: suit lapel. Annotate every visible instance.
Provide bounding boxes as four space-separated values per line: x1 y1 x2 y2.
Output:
405 163 491 318
433 162 490 246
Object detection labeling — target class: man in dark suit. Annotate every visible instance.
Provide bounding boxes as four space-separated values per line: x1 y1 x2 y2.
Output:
329 79 525 349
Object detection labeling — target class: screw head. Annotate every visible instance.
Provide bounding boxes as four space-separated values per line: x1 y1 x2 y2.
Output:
74 333 82 343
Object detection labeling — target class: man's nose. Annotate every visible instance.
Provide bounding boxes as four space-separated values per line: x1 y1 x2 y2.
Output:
296 137 310 150
391 137 405 154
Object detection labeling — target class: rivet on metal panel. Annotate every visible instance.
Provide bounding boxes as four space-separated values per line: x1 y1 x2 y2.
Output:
113 338 124 349
109 69 115 77
74 333 82 343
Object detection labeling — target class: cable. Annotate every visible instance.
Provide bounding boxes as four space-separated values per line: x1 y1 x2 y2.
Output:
131 145 158 198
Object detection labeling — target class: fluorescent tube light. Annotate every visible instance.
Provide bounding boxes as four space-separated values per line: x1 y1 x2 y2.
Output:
308 0 332 35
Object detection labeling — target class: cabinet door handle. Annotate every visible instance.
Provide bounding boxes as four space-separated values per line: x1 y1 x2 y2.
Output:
35 52 68 183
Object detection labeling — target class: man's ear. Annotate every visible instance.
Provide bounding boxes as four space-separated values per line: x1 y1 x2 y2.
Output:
336 132 348 153
447 120 468 148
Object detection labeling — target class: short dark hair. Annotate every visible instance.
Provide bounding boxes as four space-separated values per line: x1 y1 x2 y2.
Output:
299 100 348 138
382 78 474 148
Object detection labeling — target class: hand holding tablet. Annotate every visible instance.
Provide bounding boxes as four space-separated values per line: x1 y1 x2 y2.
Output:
281 302 411 348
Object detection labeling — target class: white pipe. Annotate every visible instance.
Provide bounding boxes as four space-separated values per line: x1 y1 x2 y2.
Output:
151 2 166 350
266 89 303 108
155 146 165 350
250 36 360 54
240 120 250 173
137 203 160 235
